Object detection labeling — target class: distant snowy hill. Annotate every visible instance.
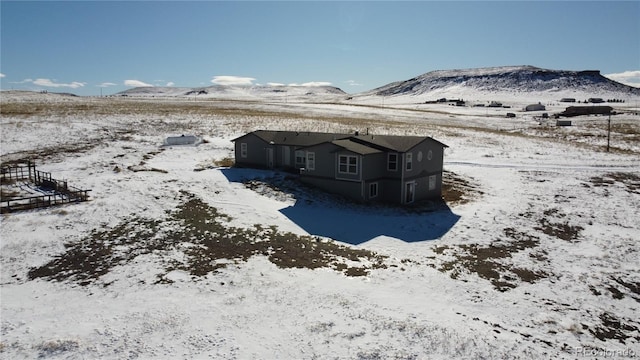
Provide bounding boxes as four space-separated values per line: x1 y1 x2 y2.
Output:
353 66 640 104
113 66 640 105
116 85 346 102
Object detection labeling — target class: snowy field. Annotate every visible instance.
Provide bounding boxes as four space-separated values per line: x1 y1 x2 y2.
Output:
1 91 639 359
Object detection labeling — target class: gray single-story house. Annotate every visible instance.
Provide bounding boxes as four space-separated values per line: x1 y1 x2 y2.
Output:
231 130 448 205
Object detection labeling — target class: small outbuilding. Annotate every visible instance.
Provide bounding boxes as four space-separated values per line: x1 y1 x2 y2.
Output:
164 135 201 146
524 103 546 112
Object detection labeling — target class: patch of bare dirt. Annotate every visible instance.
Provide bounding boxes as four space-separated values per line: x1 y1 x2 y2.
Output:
27 192 391 286
433 228 549 292
588 172 640 194
534 208 584 242
442 170 483 206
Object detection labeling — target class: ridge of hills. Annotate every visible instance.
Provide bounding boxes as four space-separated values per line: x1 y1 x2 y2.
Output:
114 65 639 103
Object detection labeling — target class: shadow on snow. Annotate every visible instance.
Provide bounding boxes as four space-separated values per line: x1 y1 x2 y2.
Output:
221 168 460 245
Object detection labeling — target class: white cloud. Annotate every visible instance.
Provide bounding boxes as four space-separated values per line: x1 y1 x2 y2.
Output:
97 82 117 88
604 70 640 88
32 78 86 88
267 82 286 86
211 76 255 86
124 79 154 87
0 73 5 78
289 81 332 87
345 80 362 86
166 82 175 87
10 79 32 84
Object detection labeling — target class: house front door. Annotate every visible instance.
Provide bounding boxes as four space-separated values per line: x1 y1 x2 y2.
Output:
405 182 415 204
266 148 274 168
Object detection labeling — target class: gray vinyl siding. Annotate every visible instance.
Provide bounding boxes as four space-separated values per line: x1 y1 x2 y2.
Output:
301 143 338 178
301 177 364 201
361 153 387 179
234 134 270 168
400 140 446 202
367 178 398 203
300 143 364 201
405 173 441 201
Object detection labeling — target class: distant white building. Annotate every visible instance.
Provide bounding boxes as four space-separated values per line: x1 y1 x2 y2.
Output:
164 135 201 146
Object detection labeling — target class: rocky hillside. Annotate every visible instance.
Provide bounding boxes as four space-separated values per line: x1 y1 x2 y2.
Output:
361 65 640 98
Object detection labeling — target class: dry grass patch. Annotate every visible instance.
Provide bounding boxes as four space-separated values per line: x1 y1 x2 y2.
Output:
434 228 548 292
27 192 390 286
442 170 483 206
586 313 640 344
214 157 235 167
589 172 640 194
534 207 584 242
0 142 99 164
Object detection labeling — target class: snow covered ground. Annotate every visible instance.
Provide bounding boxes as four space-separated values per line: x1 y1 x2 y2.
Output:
1 91 639 359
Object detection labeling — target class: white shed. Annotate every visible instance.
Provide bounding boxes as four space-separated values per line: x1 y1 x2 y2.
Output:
164 135 201 146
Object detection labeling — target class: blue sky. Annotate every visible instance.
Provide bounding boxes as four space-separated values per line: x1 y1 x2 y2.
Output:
1 1 638 96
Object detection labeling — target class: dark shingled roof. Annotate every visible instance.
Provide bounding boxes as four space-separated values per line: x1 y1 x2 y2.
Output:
233 130 448 152
236 130 349 147
331 139 383 155
350 134 428 152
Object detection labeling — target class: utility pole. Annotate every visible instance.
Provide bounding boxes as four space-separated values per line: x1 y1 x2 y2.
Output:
607 112 611 152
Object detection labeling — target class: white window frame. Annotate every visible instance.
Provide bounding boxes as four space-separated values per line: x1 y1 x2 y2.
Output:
406 152 413 171
295 150 306 166
429 175 437 191
405 181 416 204
369 182 378 198
338 155 358 174
240 143 248 158
387 153 398 171
306 152 315 171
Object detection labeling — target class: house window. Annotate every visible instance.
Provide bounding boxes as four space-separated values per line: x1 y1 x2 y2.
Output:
369 182 378 198
427 150 433 161
295 150 306 166
388 153 398 171
338 155 358 174
429 175 437 191
306 152 315 170
240 143 248 158
406 152 413 171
